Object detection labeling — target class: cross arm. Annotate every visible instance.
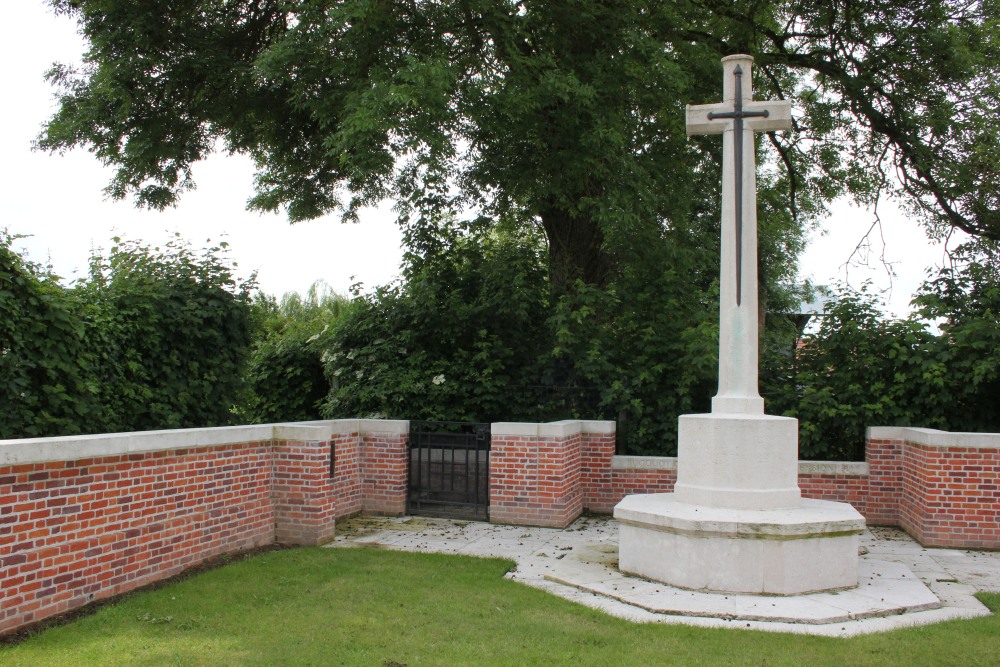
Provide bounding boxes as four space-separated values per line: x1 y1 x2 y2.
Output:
686 100 793 136
687 103 727 136
744 100 792 132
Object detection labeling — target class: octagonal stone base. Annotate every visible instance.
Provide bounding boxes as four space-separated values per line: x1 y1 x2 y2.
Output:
615 494 866 595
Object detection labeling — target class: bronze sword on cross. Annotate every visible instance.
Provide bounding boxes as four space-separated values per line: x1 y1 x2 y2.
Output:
706 65 768 306
686 58 792 307
686 55 792 415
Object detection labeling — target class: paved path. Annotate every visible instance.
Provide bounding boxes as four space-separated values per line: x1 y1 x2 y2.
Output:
328 515 1000 637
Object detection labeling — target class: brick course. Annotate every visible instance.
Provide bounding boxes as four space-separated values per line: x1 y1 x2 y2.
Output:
580 432 617 513
866 436 904 525
897 441 1000 548
271 439 336 545
360 433 408 516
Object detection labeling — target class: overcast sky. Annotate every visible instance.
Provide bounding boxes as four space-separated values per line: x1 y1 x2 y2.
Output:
2 2 961 314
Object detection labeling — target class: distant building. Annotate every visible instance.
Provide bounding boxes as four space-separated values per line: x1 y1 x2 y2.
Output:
778 286 835 355
791 287 834 335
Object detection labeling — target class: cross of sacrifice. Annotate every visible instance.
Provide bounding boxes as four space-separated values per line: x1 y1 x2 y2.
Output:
686 55 792 415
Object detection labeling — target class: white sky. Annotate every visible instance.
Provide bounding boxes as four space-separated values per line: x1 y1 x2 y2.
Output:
2 2 960 314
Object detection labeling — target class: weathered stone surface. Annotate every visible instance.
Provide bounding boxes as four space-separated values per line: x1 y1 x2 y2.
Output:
674 413 800 510
616 494 865 595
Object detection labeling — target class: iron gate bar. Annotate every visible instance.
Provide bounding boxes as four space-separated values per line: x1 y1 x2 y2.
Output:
408 421 490 521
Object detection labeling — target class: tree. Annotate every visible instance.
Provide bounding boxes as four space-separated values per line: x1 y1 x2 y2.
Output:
39 1 999 291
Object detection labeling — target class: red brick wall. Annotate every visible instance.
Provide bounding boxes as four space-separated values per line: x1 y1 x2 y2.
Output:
330 432 363 518
598 428 1000 550
0 443 274 636
490 423 594 528
2 419 997 638
489 434 531 525
798 472 869 515
581 432 616 513
898 441 1000 548
271 439 336 545
611 468 677 500
607 456 678 506
866 436 904 525
540 433 584 525
360 432 408 516
0 420 408 637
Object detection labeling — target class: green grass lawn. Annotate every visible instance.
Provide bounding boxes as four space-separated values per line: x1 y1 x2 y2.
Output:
2 547 998 666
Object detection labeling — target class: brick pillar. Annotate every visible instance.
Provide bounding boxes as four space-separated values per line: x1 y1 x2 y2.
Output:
581 423 617 514
895 429 1000 549
271 426 337 545
330 428 363 519
490 421 606 528
866 427 904 526
360 421 409 516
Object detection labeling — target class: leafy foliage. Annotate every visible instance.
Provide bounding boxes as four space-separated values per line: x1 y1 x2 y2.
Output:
764 286 945 460
765 240 1000 460
1 233 255 439
74 235 256 432
910 239 1000 432
0 231 99 438
240 282 356 423
322 217 553 422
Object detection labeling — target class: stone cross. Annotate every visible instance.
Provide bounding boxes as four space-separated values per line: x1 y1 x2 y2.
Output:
686 55 792 415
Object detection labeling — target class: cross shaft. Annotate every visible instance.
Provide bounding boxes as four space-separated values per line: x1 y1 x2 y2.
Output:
684 55 792 415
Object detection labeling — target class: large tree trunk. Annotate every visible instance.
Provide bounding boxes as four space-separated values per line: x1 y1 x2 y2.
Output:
540 208 611 291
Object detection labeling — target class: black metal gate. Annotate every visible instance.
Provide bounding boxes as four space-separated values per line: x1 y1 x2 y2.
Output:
408 421 490 521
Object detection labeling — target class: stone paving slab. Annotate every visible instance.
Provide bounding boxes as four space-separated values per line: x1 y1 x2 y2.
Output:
328 515 997 637
548 557 940 626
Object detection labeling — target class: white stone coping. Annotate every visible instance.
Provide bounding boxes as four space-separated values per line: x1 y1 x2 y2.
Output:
491 420 616 438
614 494 866 539
612 457 867 477
323 419 410 436
0 419 410 467
869 426 1000 450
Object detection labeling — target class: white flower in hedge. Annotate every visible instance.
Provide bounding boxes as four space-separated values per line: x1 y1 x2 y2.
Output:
432 374 446 385
305 325 328 344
